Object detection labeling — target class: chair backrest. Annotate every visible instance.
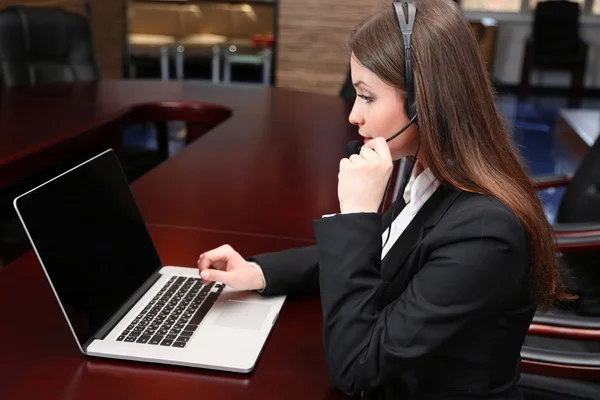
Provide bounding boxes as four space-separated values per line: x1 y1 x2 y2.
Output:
555 128 600 316
533 0 580 55
557 136 600 224
0 6 99 87
127 1 274 40
128 2 189 38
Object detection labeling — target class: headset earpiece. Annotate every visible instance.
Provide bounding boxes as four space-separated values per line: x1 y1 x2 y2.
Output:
404 98 417 121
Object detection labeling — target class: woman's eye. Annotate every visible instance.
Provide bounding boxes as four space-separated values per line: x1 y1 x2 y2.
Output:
357 94 373 103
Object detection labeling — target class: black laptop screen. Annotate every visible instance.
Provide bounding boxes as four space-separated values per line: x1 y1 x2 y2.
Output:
15 150 162 347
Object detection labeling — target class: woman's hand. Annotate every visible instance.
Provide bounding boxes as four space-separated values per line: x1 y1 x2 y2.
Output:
338 137 393 214
197 245 265 291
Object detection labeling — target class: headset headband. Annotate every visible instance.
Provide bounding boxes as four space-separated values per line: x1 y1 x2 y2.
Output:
393 1 417 119
393 1 416 51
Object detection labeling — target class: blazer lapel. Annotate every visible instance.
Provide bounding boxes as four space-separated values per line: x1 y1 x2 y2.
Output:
380 186 462 282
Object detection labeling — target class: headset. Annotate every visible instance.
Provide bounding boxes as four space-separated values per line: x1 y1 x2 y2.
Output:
395 0 417 123
344 1 421 248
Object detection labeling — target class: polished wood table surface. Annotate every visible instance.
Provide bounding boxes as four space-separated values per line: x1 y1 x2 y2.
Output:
0 80 352 399
0 226 344 400
0 81 355 241
130 83 358 240
0 81 232 189
0 98 128 188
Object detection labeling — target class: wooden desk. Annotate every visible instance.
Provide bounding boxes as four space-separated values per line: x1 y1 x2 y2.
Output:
130 83 357 240
0 81 231 190
0 226 342 400
0 81 354 241
0 81 352 399
0 99 129 189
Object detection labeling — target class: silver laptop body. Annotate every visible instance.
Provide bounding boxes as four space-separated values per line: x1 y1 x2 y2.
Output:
13 149 285 373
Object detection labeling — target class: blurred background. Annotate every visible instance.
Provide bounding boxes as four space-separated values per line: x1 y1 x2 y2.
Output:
0 0 597 267
0 1 599 398
0 0 598 278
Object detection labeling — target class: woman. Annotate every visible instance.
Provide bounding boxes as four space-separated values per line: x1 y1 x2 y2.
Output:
197 0 570 398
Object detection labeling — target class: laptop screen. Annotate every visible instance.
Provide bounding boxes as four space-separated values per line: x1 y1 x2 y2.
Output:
14 150 162 347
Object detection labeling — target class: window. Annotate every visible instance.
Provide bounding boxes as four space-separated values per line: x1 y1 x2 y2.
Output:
461 0 521 12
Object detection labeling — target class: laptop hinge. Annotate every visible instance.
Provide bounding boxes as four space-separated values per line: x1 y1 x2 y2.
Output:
83 268 162 350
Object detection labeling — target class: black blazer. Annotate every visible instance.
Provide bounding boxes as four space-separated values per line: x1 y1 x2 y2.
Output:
250 186 536 399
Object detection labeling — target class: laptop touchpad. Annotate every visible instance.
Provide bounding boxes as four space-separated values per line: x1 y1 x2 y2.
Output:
214 301 272 330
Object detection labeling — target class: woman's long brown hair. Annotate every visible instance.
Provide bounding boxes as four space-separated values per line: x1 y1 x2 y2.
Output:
349 0 571 308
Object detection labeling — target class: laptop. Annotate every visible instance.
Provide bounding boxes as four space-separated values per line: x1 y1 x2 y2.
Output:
13 149 286 373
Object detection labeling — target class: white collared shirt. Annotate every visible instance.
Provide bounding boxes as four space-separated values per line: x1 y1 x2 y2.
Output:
381 166 440 259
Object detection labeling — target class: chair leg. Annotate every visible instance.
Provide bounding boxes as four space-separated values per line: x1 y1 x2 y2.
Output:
519 43 533 100
571 64 585 106
155 121 169 161
175 47 184 80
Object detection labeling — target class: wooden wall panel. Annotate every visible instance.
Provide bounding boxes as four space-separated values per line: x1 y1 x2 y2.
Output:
89 0 124 79
276 0 387 95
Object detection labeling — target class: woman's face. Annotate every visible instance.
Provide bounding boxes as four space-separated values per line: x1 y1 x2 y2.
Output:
348 54 420 162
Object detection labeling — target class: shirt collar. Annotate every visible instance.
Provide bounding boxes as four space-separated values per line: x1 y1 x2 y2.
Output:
402 162 438 205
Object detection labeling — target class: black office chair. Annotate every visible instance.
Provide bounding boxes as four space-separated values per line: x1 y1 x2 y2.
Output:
0 6 99 86
519 0 588 105
534 133 600 316
0 5 170 178
0 7 98 267
519 309 600 399
516 137 600 398
0 6 166 267
519 371 600 400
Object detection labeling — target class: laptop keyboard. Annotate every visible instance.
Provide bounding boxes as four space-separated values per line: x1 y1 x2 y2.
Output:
116 276 224 348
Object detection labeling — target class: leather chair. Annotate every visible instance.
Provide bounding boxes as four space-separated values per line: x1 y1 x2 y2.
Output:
519 310 600 399
0 6 98 267
516 137 600 398
0 5 169 178
519 0 588 105
534 133 600 316
0 6 165 268
126 1 182 80
0 6 99 87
